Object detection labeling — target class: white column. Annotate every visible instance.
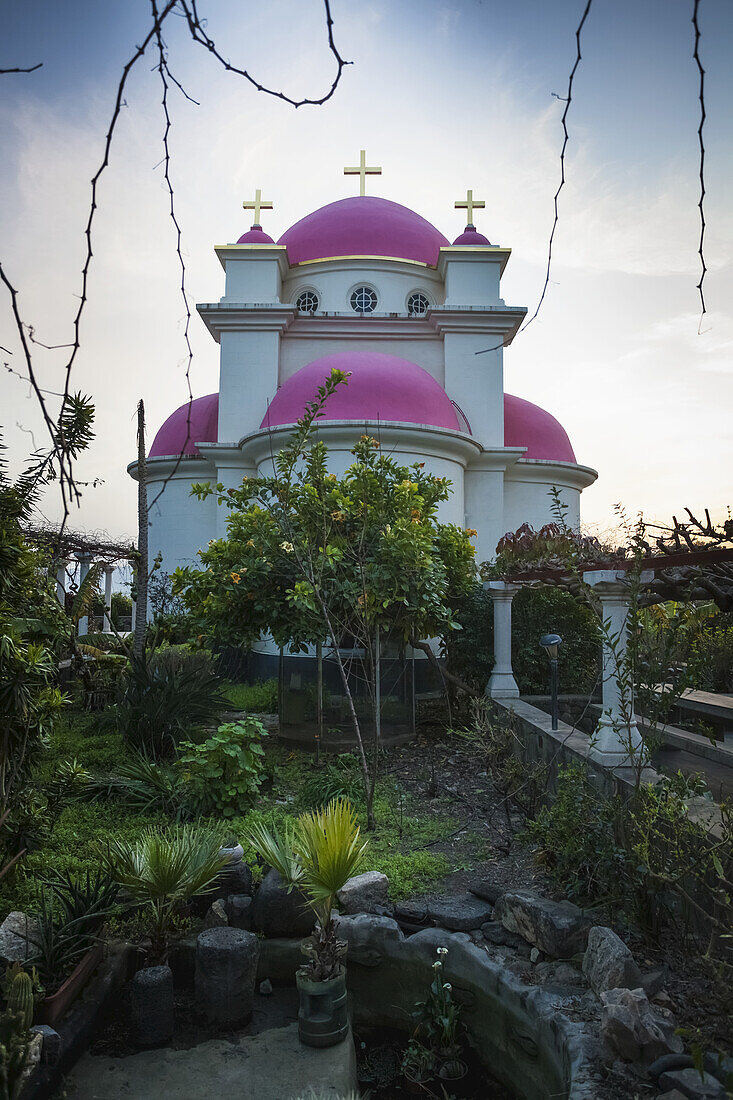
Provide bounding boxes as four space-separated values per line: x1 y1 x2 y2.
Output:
102 565 115 633
55 559 68 606
76 552 94 636
583 569 651 766
485 581 521 699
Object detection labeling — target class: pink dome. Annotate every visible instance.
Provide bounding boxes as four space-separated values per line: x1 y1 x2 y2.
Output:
452 225 492 246
149 393 219 458
278 197 449 266
261 352 461 431
504 394 576 462
237 226 274 244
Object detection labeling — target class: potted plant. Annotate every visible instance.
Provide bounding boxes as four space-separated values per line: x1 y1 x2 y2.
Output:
219 831 244 866
243 798 368 1048
104 824 227 1046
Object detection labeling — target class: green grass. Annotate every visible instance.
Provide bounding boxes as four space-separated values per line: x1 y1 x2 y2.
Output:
1 706 458 916
223 679 278 713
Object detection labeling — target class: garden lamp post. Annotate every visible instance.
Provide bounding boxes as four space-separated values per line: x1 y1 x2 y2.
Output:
540 633 562 731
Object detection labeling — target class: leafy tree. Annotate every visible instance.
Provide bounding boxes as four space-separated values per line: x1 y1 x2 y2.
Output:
173 370 477 827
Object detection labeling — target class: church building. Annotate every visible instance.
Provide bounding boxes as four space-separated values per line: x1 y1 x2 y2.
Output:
132 154 597 614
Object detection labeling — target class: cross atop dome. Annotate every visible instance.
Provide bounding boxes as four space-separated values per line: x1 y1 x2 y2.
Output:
455 188 485 228
344 149 382 197
242 188 273 229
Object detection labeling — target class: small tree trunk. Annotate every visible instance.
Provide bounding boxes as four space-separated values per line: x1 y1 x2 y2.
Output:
133 400 148 659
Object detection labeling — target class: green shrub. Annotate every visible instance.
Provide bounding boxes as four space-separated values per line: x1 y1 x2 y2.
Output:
177 719 268 817
298 755 364 810
687 623 733 693
224 679 279 713
105 653 228 759
524 762 624 903
447 584 601 695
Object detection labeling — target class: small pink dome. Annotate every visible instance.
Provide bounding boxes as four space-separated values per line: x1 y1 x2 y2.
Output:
278 197 449 266
149 393 219 458
452 225 492 246
237 226 275 244
261 352 461 432
504 394 576 463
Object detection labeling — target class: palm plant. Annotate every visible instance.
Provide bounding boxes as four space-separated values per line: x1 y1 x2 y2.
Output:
244 798 368 980
104 824 226 960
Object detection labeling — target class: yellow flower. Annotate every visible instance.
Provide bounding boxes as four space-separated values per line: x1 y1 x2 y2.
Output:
466 528 478 538
231 572 240 583
280 541 295 553
246 539 255 548
331 510 345 522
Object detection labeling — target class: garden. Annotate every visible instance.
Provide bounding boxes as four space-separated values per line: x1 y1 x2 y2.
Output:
1 382 731 1100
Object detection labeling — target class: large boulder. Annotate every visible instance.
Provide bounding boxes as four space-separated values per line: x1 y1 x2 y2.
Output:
0 911 42 966
337 871 389 915
494 890 591 958
582 926 643 995
600 987 683 1064
252 869 316 938
657 1068 727 1099
427 894 494 932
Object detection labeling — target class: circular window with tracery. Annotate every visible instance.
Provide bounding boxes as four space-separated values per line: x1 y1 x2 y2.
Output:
295 290 319 313
407 291 430 315
350 286 378 314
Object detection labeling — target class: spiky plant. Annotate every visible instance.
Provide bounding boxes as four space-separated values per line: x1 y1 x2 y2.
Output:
244 798 368 980
3 968 36 1032
104 824 226 960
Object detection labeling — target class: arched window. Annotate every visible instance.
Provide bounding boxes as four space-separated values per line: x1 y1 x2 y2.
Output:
295 290 319 313
407 291 430 315
350 286 378 314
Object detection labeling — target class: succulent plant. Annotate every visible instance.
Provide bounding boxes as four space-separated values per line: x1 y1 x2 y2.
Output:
3 966 36 1031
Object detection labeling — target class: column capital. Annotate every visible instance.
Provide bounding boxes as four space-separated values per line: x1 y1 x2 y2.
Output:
102 563 115 575
484 580 521 599
583 568 654 596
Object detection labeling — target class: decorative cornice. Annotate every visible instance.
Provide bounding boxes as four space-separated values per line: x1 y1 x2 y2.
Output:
126 454 214 482
289 254 435 271
214 244 289 276
505 458 598 491
283 313 441 341
429 306 527 342
196 302 296 341
465 447 526 472
437 246 512 276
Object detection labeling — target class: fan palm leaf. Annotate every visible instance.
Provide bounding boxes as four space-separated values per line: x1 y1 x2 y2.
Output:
294 799 368 904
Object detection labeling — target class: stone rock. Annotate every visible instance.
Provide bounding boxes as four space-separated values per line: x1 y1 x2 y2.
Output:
600 987 683 1065
204 898 229 928
427 894 494 932
337 871 389 915
212 859 253 901
530 947 540 964
642 968 667 998
655 1091 688 1100
226 894 253 929
258 978 273 996
552 962 585 985
657 1069 727 1099
30 1024 61 1065
0 911 42 966
648 1054 695 1080
129 965 174 1047
494 890 591 958
480 921 524 949
195 927 259 1025
583 926 643 995
256 938 304 984
469 880 503 905
654 991 674 1011
251 869 316 938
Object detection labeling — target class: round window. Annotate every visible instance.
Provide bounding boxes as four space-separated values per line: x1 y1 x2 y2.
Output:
407 291 430 315
296 290 319 313
350 286 377 314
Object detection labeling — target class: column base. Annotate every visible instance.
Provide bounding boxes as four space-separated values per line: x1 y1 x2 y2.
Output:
588 719 645 768
486 671 520 700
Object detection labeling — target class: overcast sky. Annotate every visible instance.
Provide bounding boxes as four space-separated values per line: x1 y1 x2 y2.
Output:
1 0 731 549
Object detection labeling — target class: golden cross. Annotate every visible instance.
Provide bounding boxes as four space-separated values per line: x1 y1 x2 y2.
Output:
242 188 273 226
455 189 485 227
344 149 382 197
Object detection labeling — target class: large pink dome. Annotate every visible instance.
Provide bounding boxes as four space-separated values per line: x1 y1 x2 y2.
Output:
504 394 576 462
261 352 461 431
278 197 449 267
149 393 219 458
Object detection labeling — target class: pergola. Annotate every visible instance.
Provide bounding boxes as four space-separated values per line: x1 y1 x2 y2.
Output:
485 514 733 769
24 524 137 634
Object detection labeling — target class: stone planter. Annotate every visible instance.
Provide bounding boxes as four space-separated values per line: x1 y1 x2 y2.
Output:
219 842 244 865
37 943 104 1028
129 964 174 1047
296 967 349 1049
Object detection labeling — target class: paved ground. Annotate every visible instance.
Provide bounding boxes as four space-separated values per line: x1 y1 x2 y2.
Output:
65 1022 357 1100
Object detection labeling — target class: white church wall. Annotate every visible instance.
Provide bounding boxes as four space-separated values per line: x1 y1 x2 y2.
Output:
464 466 508 566
442 258 502 306
279 333 445 385
219 330 280 440
145 464 217 576
443 331 503 447
502 462 583 537
222 256 283 303
282 260 443 315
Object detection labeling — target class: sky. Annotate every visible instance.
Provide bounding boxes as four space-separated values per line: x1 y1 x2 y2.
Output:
1 0 731 553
